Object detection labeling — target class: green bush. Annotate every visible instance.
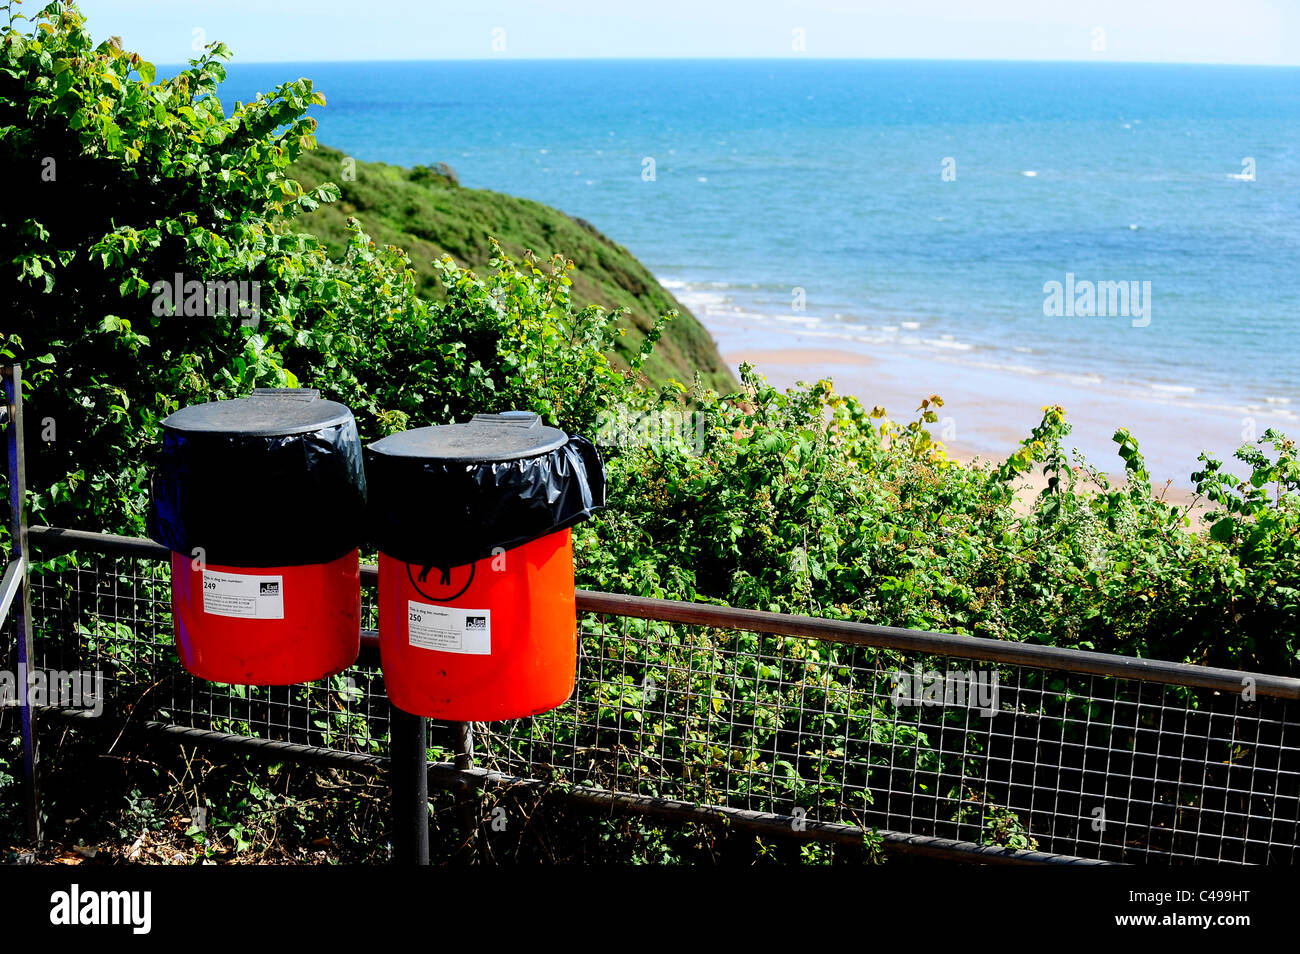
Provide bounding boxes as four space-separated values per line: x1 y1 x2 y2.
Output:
584 379 1299 674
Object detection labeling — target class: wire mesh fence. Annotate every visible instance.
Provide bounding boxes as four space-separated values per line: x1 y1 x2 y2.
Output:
477 612 1299 863
11 533 1300 864
26 551 394 757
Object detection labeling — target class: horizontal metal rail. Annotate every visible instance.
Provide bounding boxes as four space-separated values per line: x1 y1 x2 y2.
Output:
39 707 1103 865
425 762 1109 865
40 707 390 772
28 525 1300 699
574 590 1300 699
29 527 171 562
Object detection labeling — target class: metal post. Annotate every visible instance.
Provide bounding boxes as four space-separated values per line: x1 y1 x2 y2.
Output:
388 704 429 865
2 364 40 848
453 720 480 863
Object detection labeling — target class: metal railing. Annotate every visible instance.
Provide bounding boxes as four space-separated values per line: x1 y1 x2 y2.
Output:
8 525 1299 865
2 365 40 846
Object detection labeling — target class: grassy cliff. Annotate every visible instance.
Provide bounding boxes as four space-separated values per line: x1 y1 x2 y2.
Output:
291 146 736 393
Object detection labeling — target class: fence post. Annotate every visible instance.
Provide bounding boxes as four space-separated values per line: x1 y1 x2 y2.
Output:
388 704 430 864
453 720 480 863
2 363 41 849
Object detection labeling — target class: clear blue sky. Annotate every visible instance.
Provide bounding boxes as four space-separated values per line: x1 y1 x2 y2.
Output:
69 1 1299 65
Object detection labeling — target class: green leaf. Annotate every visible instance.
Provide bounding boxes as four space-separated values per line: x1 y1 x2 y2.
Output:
1209 518 1235 543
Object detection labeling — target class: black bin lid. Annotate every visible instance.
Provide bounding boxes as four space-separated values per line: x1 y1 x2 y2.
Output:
147 389 367 567
162 388 354 437
367 411 568 463
365 411 606 567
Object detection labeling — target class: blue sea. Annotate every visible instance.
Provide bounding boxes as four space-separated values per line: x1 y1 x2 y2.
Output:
214 59 1300 471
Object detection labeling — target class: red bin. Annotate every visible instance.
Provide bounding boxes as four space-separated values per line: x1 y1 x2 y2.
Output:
377 531 574 719
168 550 360 685
366 412 605 720
148 389 367 685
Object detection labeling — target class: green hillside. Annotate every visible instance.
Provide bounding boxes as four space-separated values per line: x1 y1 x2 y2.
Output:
291 146 736 392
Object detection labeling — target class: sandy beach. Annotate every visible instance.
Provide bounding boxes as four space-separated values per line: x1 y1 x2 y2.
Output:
719 330 1293 522
727 344 1214 519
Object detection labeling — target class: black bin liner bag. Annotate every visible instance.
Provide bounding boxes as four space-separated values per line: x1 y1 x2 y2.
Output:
147 389 367 567
365 411 606 569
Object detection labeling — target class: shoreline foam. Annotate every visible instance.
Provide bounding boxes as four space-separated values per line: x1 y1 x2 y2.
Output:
687 299 1292 495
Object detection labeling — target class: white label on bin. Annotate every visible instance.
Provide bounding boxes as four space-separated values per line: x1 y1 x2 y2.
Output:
201 570 284 620
407 602 491 655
